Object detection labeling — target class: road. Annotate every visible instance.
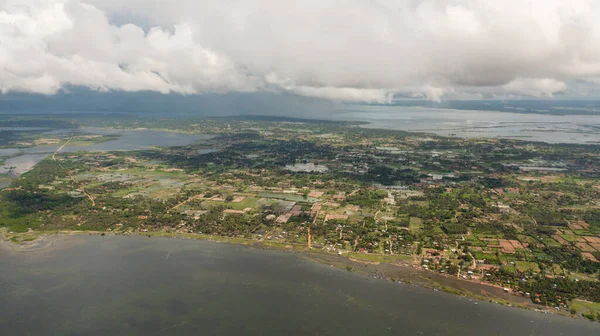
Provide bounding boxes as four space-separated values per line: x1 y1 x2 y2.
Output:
53 133 96 207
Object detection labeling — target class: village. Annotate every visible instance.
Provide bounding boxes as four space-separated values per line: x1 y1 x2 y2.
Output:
2 115 600 320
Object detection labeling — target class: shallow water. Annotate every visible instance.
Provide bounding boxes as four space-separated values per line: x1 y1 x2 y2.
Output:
1 235 598 335
0 153 50 175
63 128 212 152
0 127 48 131
0 148 22 157
0 128 211 180
332 106 600 144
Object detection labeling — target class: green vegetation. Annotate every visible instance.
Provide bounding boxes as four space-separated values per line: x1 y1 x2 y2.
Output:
570 300 600 321
1 113 600 318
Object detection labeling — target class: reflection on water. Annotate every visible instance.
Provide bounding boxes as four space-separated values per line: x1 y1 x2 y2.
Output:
333 106 600 144
0 235 598 336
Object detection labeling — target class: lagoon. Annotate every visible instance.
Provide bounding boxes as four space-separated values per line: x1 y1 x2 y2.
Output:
0 128 211 180
62 128 213 152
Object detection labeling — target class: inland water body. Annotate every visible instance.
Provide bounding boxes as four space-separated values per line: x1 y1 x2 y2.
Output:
0 128 210 177
1 235 599 335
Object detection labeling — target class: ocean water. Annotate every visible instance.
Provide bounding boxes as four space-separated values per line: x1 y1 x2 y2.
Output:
1 235 598 335
332 105 600 144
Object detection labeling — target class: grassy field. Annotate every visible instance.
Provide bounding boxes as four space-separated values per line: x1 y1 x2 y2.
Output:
541 237 562 247
515 261 541 273
559 234 579 243
408 217 422 232
0 175 10 185
568 271 599 282
501 265 517 274
570 299 600 315
228 197 259 210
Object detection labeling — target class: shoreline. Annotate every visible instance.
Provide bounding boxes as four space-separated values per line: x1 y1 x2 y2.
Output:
1 229 574 320
77 125 213 136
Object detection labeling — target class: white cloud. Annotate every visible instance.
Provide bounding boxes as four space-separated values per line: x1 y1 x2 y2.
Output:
421 86 448 103
0 0 257 95
1 0 600 102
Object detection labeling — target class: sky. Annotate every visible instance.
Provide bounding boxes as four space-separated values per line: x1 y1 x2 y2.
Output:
2 0 600 103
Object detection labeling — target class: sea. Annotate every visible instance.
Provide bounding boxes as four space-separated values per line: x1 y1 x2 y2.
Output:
1 235 598 335
332 105 600 144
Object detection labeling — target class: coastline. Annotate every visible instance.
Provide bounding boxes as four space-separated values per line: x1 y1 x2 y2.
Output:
77 125 212 136
1 229 571 319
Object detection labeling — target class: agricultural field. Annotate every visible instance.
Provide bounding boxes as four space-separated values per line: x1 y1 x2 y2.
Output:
1 114 600 313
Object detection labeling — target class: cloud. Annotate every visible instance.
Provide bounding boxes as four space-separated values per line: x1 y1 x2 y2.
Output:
502 78 567 97
0 0 257 95
265 73 393 103
287 87 394 104
421 86 448 103
1 0 600 102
